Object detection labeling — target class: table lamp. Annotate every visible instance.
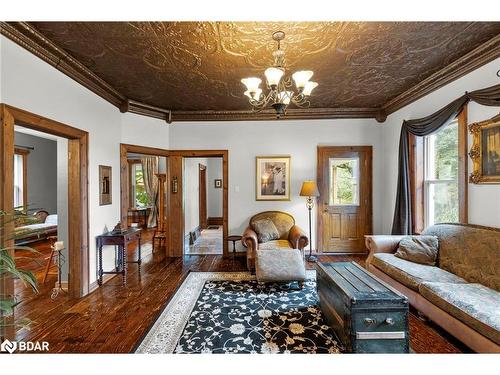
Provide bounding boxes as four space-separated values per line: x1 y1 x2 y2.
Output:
299 180 320 262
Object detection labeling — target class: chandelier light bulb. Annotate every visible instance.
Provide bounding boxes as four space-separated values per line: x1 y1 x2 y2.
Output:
241 77 262 93
302 81 318 96
292 70 314 90
244 88 262 101
278 91 293 105
264 67 284 88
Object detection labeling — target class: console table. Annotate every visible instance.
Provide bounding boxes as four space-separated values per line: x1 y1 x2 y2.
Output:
96 228 142 286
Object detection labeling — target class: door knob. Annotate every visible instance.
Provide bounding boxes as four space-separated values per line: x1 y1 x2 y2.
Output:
385 318 394 325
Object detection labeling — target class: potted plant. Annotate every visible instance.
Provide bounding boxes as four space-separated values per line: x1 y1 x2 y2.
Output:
0 209 39 337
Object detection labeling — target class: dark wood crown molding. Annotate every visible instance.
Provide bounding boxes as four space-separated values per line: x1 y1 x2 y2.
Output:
171 107 385 122
382 34 500 115
1 22 499 124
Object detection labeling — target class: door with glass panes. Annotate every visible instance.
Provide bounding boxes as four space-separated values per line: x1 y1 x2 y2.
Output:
317 146 372 253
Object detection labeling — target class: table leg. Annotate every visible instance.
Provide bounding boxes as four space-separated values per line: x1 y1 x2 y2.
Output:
122 244 127 286
232 240 236 253
138 238 142 265
98 244 103 286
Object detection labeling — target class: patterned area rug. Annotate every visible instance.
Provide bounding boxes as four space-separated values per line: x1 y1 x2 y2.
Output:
136 271 342 354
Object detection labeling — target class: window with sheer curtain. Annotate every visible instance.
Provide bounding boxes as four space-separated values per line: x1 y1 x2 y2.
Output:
13 152 25 209
423 120 459 227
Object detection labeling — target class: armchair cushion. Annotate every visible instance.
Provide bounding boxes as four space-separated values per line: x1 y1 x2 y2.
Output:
258 240 293 250
249 211 295 240
252 218 280 243
395 235 439 266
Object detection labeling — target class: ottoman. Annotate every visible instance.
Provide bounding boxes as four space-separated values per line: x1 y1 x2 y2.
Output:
255 249 306 285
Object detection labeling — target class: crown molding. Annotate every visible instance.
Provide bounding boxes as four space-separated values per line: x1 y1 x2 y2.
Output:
2 22 498 124
382 34 500 115
171 107 385 122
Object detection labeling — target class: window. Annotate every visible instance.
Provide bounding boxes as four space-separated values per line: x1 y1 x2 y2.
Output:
329 157 360 206
130 162 149 208
423 121 459 227
409 109 468 233
13 149 28 209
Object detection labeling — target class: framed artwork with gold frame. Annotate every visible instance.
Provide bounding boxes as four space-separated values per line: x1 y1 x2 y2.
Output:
469 114 500 184
256 156 291 201
99 165 112 205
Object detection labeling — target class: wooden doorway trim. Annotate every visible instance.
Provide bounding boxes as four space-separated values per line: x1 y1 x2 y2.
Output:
168 150 229 257
0 104 89 299
316 145 373 254
198 164 207 230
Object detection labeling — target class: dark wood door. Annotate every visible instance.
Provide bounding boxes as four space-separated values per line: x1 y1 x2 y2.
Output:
317 146 372 253
198 164 207 229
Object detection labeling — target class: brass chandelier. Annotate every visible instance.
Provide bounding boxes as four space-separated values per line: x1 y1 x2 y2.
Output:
241 31 318 118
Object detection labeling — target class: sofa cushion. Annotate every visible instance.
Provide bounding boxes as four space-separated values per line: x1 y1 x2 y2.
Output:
395 235 439 266
423 224 500 291
419 282 500 344
252 219 280 243
372 253 467 291
258 240 293 250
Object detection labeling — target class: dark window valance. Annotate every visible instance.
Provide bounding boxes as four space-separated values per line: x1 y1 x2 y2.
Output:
391 83 500 235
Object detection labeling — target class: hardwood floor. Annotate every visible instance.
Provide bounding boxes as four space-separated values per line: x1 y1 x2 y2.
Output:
12 240 468 353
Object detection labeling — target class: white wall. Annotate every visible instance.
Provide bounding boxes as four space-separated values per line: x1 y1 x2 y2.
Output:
14 131 58 214
381 58 500 232
183 158 207 236
206 158 223 218
1 36 169 285
170 119 385 250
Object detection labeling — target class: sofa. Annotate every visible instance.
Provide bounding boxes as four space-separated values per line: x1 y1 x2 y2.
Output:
15 210 58 245
241 211 308 272
365 223 499 353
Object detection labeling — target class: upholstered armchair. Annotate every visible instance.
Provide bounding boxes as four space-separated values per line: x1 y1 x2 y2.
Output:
242 211 308 271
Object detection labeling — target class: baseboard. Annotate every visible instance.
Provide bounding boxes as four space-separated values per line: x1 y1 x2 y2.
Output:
54 280 69 291
207 217 223 226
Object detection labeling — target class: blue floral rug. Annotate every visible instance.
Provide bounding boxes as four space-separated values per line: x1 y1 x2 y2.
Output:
136 271 342 354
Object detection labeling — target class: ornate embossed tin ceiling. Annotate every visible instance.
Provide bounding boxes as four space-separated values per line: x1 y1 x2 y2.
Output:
11 22 500 120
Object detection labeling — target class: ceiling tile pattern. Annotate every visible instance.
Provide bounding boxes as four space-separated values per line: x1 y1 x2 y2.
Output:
28 22 500 112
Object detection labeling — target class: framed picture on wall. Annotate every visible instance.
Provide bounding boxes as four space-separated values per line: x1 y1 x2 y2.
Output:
99 165 112 205
469 115 500 184
256 156 291 201
214 179 222 188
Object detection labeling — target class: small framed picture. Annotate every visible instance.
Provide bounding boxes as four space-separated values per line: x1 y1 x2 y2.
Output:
99 165 112 205
214 179 222 189
256 156 291 201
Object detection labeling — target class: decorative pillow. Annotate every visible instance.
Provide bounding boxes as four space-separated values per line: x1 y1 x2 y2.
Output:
252 219 280 243
395 235 439 266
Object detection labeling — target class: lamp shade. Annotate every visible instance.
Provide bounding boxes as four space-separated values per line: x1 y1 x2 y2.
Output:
264 67 284 87
302 81 318 96
292 70 313 89
299 180 319 197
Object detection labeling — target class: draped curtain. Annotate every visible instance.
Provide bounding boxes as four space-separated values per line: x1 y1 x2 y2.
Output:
141 156 159 228
391 84 500 235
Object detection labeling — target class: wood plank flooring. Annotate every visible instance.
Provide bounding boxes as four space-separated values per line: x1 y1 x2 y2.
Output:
11 238 468 353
